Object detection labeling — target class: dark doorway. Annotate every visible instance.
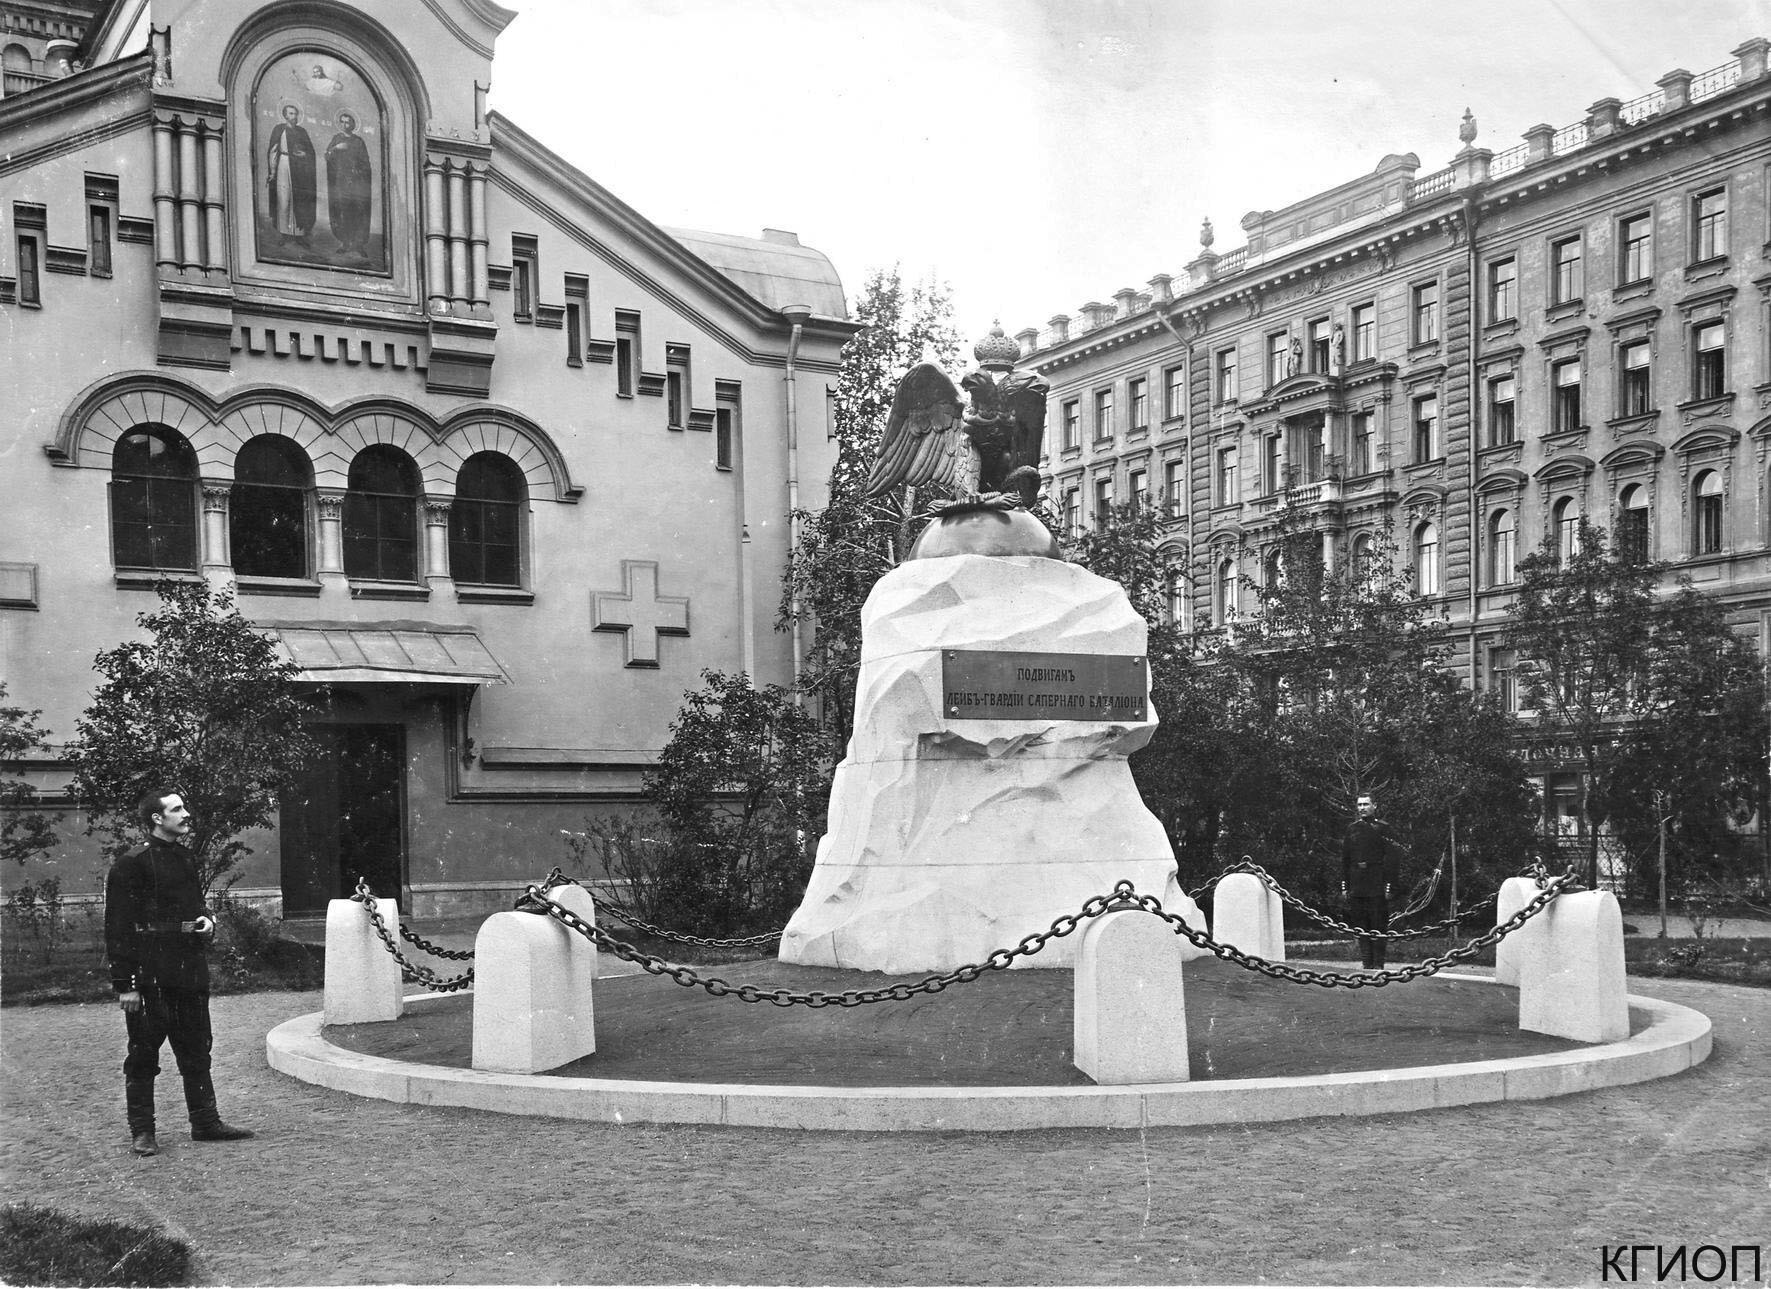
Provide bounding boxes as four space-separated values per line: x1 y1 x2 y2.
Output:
279 723 406 915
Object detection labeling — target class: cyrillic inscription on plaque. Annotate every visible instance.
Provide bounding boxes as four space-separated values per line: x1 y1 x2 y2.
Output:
941 650 1147 721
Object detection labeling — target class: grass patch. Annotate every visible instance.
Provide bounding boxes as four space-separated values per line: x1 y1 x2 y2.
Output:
0 1203 191 1288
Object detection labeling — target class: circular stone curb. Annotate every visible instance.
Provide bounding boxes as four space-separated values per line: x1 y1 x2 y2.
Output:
264 976 1713 1132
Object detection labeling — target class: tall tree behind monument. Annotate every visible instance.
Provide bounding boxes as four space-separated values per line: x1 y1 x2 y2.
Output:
779 268 960 741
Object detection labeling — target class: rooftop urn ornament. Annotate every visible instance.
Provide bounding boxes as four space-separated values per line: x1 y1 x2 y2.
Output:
1200 217 1215 249
863 322 1052 543
1459 107 1478 147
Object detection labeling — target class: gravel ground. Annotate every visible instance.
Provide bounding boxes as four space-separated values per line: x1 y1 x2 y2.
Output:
2 977 1767 1286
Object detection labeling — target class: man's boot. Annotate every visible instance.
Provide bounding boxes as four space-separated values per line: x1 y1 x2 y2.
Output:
183 1071 255 1143
125 1077 157 1156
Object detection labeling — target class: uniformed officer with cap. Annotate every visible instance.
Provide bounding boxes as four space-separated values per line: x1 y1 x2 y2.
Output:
1340 793 1402 969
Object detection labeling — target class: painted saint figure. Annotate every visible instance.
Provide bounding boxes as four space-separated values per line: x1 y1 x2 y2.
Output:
325 111 372 257
266 104 316 242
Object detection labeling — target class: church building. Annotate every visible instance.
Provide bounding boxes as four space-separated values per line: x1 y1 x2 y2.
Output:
0 0 855 918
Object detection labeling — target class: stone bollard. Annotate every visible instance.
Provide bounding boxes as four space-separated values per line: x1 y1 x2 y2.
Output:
1492 876 1541 986
1161 873 1211 962
1074 908 1190 1084
1518 889 1629 1043
471 882 598 1074
322 896 405 1025
1213 872 1285 961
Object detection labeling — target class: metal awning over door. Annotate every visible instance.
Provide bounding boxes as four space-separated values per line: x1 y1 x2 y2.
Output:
257 621 511 686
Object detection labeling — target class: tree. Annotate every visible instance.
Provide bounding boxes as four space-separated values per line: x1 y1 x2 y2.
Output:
641 670 839 932
0 683 59 867
66 580 316 894
1504 518 1659 885
779 266 961 740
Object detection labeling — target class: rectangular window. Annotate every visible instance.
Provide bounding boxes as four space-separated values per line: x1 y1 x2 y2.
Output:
1620 341 1652 415
1411 282 1439 346
1262 434 1282 494
1618 213 1652 284
1061 400 1080 451
1693 322 1725 400
1487 258 1516 323
564 274 588 366
1489 376 1516 446
1164 365 1186 420
1093 476 1114 526
666 342 690 428
615 309 640 396
1163 458 1184 514
1552 358 1582 432
1129 468 1149 511
1129 377 1149 434
511 234 538 320
715 379 740 470
88 205 113 277
1412 394 1438 463
1217 446 1238 506
1215 347 1238 402
1308 317 1332 372
1094 388 1115 440
1351 303 1375 361
1551 235 1583 304
1489 648 1518 714
1062 486 1080 534
1350 410 1374 475
1692 188 1727 263
16 236 40 306
1266 332 1288 386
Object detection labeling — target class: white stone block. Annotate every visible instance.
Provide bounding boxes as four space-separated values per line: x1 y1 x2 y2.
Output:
1518 890 1629 1043
1212 872 1285 961
1161 873 1212 962
780 555 1177 973
322 897 404 1025
1074 909 1190 1085
1493 875 1541 986
471 895 598 1075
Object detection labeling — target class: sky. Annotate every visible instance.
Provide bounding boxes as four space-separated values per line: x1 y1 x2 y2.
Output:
491 0 1771 347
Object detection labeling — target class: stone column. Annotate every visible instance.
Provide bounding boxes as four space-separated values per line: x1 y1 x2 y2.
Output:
151 117 178 274
468 164 490 316
423 498 453 587
446 162 469 312
176 119 202 272
316 491 346 579
423 157 448 314
201 123 227 274
1656 69 1693 112
200 482 231 575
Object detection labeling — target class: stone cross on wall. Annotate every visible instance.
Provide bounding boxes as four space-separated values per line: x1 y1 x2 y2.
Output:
591 560 690 668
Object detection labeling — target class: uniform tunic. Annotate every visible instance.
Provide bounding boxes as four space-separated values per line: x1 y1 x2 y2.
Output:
105 836 210 994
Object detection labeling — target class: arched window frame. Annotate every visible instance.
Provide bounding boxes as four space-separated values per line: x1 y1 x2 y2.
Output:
1486 507 1517 587
1552 496 1582 564
449 451 527 588
1617 483 1650 564
110 425 199 572
343 444 421 582
230 434 314 580
1692 470 1724 556
1413 521 1439 596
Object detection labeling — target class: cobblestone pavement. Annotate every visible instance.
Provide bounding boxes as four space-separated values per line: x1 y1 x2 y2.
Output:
2 976 1767 1286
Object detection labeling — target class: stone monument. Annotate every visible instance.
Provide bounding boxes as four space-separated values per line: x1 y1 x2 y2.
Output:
778 327 1178 973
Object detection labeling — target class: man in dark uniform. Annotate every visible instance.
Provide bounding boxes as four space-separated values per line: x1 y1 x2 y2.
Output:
1340 793 1401 969
106 789 255 1157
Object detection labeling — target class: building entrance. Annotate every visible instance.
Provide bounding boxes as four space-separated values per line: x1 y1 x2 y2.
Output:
279 723 406 915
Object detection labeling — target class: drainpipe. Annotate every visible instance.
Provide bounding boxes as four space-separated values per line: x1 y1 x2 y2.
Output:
1463 196 1482 689
780 304 812 705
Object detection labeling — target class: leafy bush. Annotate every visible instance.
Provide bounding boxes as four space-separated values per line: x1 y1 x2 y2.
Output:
5 873 66 965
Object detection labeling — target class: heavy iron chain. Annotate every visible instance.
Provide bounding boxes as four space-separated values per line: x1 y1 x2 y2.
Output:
398 923 474 961
351 880 474 992
536 868 784 949
513 882 1121 1006
514 868 1580 999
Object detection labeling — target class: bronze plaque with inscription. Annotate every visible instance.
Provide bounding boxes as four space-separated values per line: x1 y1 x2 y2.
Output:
941 649 1148 721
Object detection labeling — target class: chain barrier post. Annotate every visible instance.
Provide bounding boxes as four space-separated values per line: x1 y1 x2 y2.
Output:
1074 906 1192 1084
1517 889 1629 1042
1213 871 1285 961
323 889 404 1025
472 882 598 1074
1492 875 1541 987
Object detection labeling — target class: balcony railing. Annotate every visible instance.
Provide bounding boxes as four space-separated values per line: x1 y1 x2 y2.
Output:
2 69 51 97
1617 87 1664 125
1216 247 1247 276
1551 121 1589 154
1488 142 1530 178
1690 58 1741 102
1408 166 1456 200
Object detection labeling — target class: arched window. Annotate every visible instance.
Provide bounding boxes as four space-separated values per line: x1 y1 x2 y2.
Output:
111 427 198 570
1618 484 1649 564
344 445 420 582
1553 497 1581 564
1350 531 1376 583
1693 471 1723 555
230 436 312 578
1487 509 1516 587
1216 557 1237 626
449 452 525 587
1413 521 1439 595
1263 546 1284 591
